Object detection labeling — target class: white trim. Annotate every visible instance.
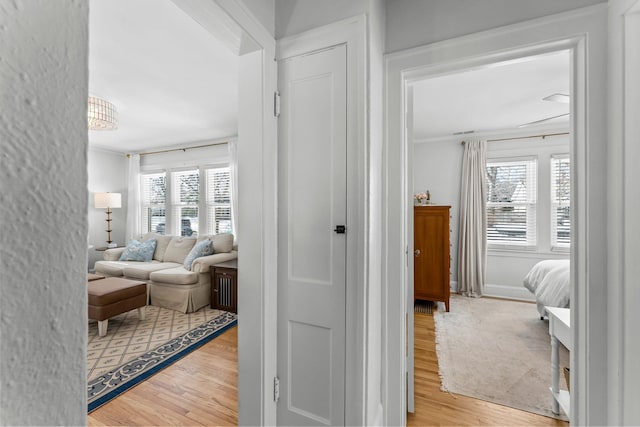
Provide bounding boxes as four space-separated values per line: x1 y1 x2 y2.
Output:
483 284 536 302
276 15 367 426
205 1 278 426
384 6 608 426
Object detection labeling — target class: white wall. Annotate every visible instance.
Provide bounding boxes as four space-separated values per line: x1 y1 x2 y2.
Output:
366 1 386 425
239 0 275 36
275 0 367 38
385 0 607 53
0 1 88 425
413 139 463 283
607 0 640 424
88 148 128 269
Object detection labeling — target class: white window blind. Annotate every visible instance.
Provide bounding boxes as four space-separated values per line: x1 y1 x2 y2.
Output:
205 166 232 235
141 172 166 234
486 158 537 247
171 169 199 236
551 155 571 248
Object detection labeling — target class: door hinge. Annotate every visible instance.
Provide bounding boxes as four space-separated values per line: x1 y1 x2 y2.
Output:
273 376 280 403
274 91 281 118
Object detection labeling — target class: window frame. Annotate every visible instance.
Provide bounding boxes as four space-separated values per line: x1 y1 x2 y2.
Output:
550 153 571 251
204 163 233 236
140 170 167 236
485 156 538 250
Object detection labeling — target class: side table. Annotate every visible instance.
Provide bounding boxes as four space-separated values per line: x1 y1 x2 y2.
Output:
211 259 237 313
547 306 571 417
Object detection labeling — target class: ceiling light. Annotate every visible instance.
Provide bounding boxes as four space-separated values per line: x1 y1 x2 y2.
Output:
88 96 118 130
517 113 570 128
543 93 570 104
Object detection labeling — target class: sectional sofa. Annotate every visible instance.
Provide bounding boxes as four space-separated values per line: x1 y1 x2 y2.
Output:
94 232 237 313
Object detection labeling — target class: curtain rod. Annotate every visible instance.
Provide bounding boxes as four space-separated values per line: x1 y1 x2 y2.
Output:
126 141 228 158
460 132 569 145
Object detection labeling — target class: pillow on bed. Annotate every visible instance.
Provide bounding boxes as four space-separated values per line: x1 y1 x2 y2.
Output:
119 239 157 262
523 259 570 294
183 239 214 271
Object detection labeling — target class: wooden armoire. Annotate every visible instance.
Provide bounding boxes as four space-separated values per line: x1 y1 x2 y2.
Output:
414 205 451 312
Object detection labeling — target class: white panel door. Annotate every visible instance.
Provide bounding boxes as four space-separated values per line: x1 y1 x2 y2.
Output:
277 44 347 426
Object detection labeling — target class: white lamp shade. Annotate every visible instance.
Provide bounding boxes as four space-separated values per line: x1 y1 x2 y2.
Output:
94 192 122 209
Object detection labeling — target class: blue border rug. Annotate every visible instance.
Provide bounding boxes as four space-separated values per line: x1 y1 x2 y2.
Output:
88 310 237 412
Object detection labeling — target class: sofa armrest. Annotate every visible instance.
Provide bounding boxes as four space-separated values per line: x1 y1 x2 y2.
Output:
191 251 238 273
103 247 126 261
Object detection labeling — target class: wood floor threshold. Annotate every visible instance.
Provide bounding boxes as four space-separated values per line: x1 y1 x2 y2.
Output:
89 310 568 426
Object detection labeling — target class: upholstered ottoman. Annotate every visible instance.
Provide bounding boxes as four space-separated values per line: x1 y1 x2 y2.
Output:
88 277 147 336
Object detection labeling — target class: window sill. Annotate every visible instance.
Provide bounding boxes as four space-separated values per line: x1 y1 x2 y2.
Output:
488 247 570 259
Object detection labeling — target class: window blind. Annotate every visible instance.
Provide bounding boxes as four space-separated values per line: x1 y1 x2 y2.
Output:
551 155 571 247
141 172 166 234
486 158 537 247
205 166 232 235
171 169 199 236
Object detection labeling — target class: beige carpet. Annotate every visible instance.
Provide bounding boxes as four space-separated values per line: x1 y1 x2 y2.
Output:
88 305 225 381
434 294 569 420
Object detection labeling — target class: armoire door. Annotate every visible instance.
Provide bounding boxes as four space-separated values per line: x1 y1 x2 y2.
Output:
277 44 347 426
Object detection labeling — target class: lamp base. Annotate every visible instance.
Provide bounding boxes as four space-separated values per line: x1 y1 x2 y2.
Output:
107 242 117 248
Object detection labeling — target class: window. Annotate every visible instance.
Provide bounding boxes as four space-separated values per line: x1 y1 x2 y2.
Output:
171 169 199 236
139 165 233 237
206 166 232 235
141 172 167 234
486 158 537 247
551 155 571 248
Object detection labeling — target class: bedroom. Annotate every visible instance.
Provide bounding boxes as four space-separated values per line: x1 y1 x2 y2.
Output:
409 49 572 420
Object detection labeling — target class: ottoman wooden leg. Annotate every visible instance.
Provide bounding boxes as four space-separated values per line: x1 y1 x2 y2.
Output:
98 319 108 337
138 306 146 320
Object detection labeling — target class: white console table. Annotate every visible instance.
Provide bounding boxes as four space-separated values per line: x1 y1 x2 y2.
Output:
547 307 571 417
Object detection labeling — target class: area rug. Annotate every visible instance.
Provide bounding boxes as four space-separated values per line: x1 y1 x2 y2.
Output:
88 306 236 412
434 295 569 420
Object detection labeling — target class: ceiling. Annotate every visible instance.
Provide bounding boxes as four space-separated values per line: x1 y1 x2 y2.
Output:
412 50 570 141
89 0 239 153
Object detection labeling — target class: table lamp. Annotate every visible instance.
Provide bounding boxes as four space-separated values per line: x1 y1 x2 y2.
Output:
94 192 122 247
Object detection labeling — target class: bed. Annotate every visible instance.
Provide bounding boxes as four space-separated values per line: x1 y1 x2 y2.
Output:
523 259 570 318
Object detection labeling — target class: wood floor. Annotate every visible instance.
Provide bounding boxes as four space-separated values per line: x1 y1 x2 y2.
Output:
88 312 568 426
408 309 568 427
88 326 238 426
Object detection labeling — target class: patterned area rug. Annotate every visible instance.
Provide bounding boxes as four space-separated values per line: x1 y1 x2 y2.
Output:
88 306 236 412
434 295 569 420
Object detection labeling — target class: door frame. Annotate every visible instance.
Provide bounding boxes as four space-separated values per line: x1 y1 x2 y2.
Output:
173 1 278 425
383 5 608 426
276 15 367 426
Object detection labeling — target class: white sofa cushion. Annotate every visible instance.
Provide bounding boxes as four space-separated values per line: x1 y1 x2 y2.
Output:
95 260 132 276
198 233 234 253
142 232 173 261
150 267 199 285
123 262 181 280
163 237 197 263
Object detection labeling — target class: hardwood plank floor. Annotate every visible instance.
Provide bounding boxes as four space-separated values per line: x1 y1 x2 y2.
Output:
88 326 238 426
408 309 568 427
89 311 568 426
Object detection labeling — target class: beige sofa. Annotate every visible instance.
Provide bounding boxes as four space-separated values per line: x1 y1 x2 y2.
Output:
94 233 237 313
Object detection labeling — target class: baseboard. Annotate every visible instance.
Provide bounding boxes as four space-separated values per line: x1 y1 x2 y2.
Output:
483 283 535 302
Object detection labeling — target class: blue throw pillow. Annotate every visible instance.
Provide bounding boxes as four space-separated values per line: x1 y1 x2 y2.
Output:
183 239 214 270
119 239 157 262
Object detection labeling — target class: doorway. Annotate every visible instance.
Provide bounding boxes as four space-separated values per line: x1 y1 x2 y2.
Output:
383 7 609 426
406 49 573 422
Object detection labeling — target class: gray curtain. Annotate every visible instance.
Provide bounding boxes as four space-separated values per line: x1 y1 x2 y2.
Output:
457 139 487 297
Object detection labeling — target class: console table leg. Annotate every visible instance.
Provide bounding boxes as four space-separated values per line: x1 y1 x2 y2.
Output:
551 335 560 415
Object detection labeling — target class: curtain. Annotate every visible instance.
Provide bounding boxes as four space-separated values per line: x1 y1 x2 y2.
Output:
457 139 487 297
125 154 141 243
228 140 238 238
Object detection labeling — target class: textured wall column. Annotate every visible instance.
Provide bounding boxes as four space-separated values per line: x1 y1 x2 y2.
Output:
0 1 89 425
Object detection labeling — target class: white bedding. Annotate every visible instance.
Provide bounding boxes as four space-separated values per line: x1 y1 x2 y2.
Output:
523 259 570 317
